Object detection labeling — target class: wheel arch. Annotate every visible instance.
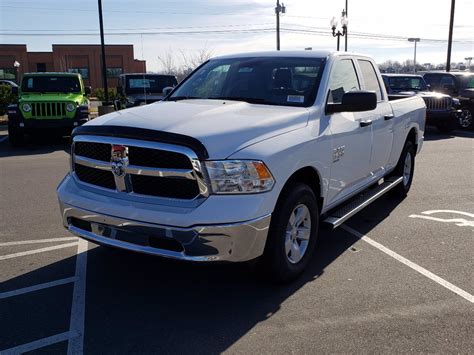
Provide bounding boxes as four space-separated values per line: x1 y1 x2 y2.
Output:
279 166 323 210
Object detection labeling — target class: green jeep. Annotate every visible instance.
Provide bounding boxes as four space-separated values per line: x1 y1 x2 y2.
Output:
7 72 92 146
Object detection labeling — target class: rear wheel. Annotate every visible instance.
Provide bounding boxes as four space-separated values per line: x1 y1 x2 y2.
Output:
7 123 25 147
390 140 415 198
260 183 319 283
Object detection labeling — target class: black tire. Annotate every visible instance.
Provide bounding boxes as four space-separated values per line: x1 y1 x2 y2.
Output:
7 123 25 147
260 183 319 283
390 140 415 198
458 108 473 130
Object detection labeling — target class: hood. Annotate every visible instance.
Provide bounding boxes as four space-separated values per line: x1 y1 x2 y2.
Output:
392 90 451 99
20 93 85 104
85 99 309 159
460 88 474 99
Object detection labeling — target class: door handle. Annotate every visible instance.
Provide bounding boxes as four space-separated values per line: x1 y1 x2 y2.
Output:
360 120 372 127
384 114 394 120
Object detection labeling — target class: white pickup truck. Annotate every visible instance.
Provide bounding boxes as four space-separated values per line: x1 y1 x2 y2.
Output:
57 51 425 281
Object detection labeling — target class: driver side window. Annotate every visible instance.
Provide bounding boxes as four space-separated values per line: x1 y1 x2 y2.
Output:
327 59 360 104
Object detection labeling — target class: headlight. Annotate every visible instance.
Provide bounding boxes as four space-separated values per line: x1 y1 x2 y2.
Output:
205 160 275 194
452 98 460 107
66 103 76 112
22 103 31 112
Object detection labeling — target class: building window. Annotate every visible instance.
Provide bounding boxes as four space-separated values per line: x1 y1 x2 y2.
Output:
0 68 16 80
68 68 89 79
106 67 123 78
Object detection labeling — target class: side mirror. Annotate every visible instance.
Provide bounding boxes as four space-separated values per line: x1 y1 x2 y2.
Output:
162 86 174 97
84 86 92 95
11 86 19 95
326 91 377 114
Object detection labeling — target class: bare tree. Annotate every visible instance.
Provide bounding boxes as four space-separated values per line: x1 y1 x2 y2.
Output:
157 46 214 82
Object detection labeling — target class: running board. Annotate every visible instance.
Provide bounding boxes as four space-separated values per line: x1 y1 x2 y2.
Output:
323 176 403 229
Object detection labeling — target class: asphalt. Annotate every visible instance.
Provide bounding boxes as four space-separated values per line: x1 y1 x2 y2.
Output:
0 126 473 354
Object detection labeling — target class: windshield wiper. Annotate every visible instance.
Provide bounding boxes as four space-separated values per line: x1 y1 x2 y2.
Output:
207 96 270 104
167 96 200 101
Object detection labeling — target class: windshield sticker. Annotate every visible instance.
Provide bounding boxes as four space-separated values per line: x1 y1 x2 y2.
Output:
287 95 305 103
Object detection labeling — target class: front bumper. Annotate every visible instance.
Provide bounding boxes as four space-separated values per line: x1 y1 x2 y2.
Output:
426 110 461 125
60 202 271 262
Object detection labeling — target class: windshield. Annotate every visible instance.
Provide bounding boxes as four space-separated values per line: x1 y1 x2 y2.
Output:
125 75 177 94
168 57 326 107
388 77 427 91
21 76 81 93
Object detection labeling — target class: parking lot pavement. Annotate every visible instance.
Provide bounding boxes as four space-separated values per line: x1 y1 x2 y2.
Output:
0 128 473 354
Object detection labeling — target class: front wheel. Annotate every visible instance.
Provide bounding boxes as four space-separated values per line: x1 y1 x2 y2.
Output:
260 183 319 283
458 108 473 130
390 140 415 198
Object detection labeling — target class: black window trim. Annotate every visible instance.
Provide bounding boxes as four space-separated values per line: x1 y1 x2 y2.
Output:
325 57 361 106
357 59 384 102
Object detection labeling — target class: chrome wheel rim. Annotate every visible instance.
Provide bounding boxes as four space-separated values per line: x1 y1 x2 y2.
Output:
285 204 311 264
459 109 472 128
403 152 412 186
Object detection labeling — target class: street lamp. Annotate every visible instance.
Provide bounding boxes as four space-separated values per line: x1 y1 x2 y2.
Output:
408 38 420 74
275 0 286 50
330 13 348 51
13 60 20 83
465 57 473 71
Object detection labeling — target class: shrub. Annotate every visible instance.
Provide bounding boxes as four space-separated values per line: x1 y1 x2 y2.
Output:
92 88 118 103
0 85 18 115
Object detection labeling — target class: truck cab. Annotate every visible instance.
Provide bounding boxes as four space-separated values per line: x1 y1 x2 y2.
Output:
7 72 91 146
115 73 178 109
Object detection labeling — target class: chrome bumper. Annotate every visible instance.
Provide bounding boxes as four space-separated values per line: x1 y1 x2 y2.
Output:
60 202 271 262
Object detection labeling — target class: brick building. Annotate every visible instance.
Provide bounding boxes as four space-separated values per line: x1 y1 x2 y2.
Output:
0 44 146 88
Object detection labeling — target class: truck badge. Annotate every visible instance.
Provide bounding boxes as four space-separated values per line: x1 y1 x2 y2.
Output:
111 145 128 177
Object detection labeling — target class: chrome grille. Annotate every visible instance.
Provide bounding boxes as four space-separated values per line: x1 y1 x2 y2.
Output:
72 136 208 200
423 97 452 111
30 102 68 118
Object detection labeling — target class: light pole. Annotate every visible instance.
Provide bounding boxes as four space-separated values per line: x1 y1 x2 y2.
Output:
465 57 473 71
344 0 348 52
408 38 420 73
275 1 286 50
98 0 109 104
446 0 455 72
13 61 20 83
330 13 348 51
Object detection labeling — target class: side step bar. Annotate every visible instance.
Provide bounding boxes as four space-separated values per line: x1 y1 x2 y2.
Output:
323 176 403 229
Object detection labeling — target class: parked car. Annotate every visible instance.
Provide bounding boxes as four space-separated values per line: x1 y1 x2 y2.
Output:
0 80 19 116
57 51 425 282
382 74 460 132
423 72 474 130
115 73 178 109
7 72 92 146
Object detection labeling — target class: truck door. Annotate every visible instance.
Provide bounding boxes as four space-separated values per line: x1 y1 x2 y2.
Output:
326 58 373 205
357 59 394 177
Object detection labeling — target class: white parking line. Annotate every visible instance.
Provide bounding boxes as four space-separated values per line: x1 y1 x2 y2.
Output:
0 242 78 261
0 237 78 247
0 331 76 355
67 239 88 355
0 277 77 300
341 225 474 304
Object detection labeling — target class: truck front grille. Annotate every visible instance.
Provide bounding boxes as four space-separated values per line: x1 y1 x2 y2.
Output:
423 97 451 111
30 102 69 118
72 138 206 200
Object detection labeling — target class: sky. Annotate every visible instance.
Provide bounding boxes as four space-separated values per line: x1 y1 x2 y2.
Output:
1 0 473 72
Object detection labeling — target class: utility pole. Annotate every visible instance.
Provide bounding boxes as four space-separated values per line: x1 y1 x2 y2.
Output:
408 38 420 73
98 0 109 103
446 0 455 72
344 0 348 52
275 1 286 50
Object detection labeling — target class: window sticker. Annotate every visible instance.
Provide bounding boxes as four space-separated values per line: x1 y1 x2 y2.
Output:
287 95 305 103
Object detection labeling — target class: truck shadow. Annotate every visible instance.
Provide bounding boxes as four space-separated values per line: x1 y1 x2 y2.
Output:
424 127 474 141
1 229 359 353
